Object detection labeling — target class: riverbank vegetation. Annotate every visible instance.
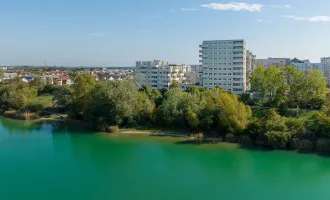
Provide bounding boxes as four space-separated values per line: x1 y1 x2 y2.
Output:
2 66 330 152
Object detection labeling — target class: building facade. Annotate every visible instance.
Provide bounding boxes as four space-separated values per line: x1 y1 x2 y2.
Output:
136 60 187 90
260 57 290 69
199 39 247 94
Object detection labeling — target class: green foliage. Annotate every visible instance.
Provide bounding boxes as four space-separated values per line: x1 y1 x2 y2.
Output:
87 80 139 126
0 69 4 79
30 77 46 94
52 85 72 109
0 79 37 110
169 81 180 89
216 92 252 134
186 109 200 128
265 131 292 149
251 66 327 109
251 66 288 106
24 104 44 113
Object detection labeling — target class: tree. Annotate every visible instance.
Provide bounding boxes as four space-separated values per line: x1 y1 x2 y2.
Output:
250 66 267 105
30 77 46 94
0 69 4 79
216 92 252 133
303 70 327 108
69 73 96 118
264 67 287 106
185 109 200 128
86 80 139 126
283 66 304 107
52 85 72 109
169 81 180 89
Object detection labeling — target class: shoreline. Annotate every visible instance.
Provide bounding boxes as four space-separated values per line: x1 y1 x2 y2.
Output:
2 115 330 154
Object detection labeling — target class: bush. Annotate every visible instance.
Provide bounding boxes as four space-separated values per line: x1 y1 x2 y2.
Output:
315 138 330 151
239 135 253 146
300 139 314 150
24 104 44 113
225 134 237 143
285 118 306 137
265 131 292 149
107 126 120 133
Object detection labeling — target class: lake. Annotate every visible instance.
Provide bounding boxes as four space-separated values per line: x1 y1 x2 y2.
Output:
1 117 330 200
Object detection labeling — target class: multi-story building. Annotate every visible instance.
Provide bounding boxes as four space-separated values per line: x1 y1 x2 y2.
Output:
321 57 330 85
136 60 187 90
256 59 265 67
246 50 257 90
259 57 290 69
290 59 324 74
321 57 330 64
186 64 203 85
199 39 247 94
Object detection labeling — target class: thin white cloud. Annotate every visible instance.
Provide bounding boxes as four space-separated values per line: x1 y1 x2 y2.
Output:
181 8 199 11
171 9 175 12
200 2 263 12
257 19 272 23
89 32 104 37
283 15 330 22
269 4 291 8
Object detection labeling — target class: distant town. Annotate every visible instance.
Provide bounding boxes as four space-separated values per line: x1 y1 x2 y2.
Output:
1 39 329 94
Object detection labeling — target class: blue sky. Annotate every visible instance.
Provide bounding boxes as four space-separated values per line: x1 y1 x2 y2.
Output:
0 0 329 66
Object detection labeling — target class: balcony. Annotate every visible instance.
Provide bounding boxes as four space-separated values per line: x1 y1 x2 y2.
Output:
199 44 208 48
199 60 203 63
199 50 203 53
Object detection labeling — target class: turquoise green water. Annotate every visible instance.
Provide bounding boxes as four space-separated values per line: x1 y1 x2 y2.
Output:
1 118 330 200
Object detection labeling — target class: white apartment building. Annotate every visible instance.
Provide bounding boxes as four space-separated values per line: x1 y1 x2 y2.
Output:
246 50 257 90
199 39 247 94
136 60 187 90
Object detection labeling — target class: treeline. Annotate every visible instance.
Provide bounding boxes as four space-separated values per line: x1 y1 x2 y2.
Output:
2 67 330 151
0 77 56 118
52 74 251 134
249 66 327 108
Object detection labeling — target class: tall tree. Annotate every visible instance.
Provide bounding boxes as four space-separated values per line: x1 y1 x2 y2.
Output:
250 66 267 105
303 70 327 108
264 66 287 105
283 66 305 107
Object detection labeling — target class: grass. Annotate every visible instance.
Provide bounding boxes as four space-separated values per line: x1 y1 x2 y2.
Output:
29 94 54 108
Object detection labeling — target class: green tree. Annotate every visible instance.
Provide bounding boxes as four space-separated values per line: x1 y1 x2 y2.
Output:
283 66 304 107
0 69 4 79
87 80 139 126
250 66 267 105
303 70 327 108
169 81 180 89
52 85 72 109
216 92 252 133
264 67 287 106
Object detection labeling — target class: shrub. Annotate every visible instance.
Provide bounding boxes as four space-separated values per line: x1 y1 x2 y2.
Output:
24 104 44 113
315 138 330 151
300 139 314 150
107 126 120 134
239 135 253 146
225 134 237 143
285 118 306 137
265 131 292 149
